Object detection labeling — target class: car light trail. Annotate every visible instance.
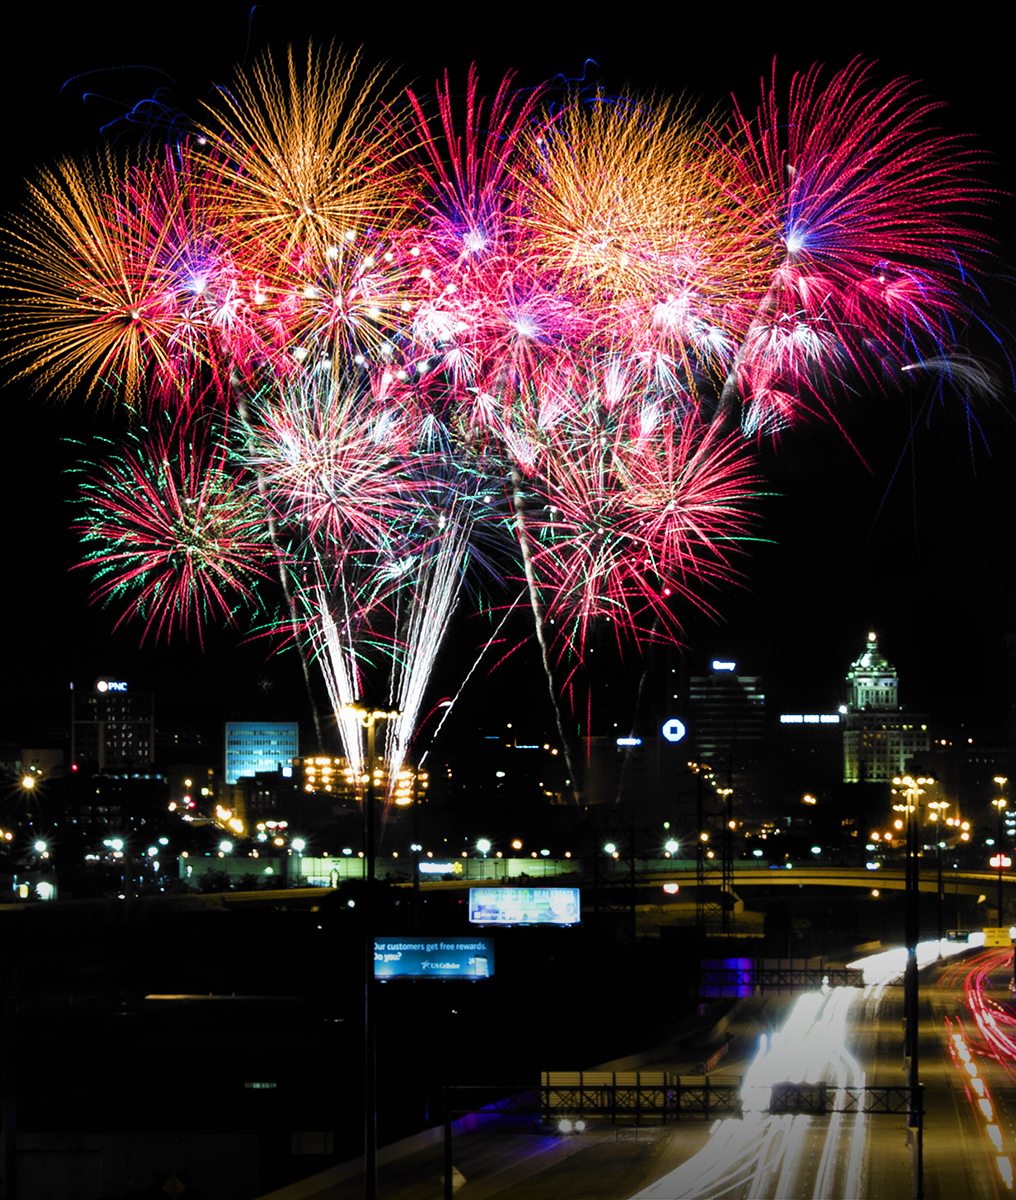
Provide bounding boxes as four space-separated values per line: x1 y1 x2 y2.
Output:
941 949 1016 1191
630 987 868 1199
846 933 985 986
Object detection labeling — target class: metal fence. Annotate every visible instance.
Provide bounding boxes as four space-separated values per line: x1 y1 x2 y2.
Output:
444 1077 921 1127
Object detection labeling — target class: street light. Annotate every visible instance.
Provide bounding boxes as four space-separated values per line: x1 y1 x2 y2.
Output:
340 700 400 1200
928 801 950 951
892 772 934 1198
993 776 1008 925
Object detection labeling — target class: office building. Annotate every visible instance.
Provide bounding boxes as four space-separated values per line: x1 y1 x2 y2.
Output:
70 679 154 771
224 721 300 785
842 632 929 783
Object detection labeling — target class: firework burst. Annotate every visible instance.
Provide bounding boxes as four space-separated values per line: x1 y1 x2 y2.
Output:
4 151 191 405
713 57 992 432
202 43 407 263
528 393 761 653
76 412 272 642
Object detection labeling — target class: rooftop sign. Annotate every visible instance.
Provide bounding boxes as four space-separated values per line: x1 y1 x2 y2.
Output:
418 861 462 875
662 718 687 743
780 714 841 724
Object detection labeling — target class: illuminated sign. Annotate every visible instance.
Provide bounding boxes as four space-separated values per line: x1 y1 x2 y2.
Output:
780 714 841 724
989 855 1012 869
616 737 642 747
418 861 462 875
468 887 581 926
96 680 127 693
661 718 687 743
374 936 494 980
712 661 736 671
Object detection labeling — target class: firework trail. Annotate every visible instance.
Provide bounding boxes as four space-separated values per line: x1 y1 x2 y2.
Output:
249 372 510 796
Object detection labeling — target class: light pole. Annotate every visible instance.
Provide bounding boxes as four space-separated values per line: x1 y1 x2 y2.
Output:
892 772 933 1200
993 777 1008 926
717 788 734 935
342 701 399 1200
928 801 949 953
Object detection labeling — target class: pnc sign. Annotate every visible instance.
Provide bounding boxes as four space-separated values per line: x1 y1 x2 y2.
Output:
96 680 127 693
662 718 687 744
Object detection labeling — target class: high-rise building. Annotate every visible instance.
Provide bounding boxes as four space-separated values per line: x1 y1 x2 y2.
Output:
843 632 929 782
688 660 765 796
70 679 154 770
224 721 300 785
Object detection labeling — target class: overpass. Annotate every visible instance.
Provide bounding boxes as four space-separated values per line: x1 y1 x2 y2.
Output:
392 863 1003 899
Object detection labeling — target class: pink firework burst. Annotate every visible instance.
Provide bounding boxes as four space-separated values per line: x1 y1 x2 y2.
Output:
528 396 761 652
714 57 992 433
76 411 273 642
247 375 428 563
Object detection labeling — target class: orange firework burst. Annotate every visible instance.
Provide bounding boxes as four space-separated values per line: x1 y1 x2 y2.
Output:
198 43 417 373
523 92 770 383
3 151 184 405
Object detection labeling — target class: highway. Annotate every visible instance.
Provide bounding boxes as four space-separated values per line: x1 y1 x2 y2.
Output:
254 942 1015 1199
630 986 873 1199
631 941 1016 1200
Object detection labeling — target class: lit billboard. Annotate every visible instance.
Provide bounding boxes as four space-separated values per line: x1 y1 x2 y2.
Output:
468 887 581 926
374 936 494 980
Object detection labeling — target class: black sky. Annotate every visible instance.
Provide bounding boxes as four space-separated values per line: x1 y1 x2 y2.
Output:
3 4 1015 747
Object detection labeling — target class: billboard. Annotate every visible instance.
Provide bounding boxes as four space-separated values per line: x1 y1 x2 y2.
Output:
374 936 494 980
468 887 581 926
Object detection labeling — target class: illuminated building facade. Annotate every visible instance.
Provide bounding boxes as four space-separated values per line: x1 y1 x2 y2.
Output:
296 756 427 806
224 721 299 785
70 679 154 770
842 632 929 783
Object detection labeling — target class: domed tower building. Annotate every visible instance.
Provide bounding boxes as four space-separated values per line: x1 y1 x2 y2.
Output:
843 632 929 783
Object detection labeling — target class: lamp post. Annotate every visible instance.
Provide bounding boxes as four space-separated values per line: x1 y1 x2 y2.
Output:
716 787 734 935
993 777 1008 926
892 772 933 1200
928 802 949 953
342 701 399 1200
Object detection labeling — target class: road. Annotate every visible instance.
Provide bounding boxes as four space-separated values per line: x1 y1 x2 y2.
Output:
631 943 1016 1200
630 986 873 1199
255 943 1015 1199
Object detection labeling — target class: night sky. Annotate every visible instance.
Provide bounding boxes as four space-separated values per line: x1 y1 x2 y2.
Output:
3 5 1015 750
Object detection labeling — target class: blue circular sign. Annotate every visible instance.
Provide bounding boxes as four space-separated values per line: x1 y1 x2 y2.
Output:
662 718 686 743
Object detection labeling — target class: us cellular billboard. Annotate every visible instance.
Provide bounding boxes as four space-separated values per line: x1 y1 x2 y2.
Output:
468 887 581 926
373 936 494 980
